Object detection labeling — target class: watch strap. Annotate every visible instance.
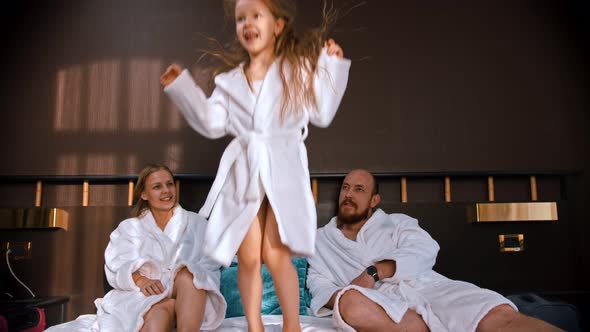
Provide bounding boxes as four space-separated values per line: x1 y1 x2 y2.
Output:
366 265 379 282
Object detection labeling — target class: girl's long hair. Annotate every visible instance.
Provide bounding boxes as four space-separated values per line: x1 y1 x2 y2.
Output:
203 0 338 120
130 164 176 218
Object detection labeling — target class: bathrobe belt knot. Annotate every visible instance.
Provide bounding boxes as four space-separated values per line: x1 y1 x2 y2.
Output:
199 126 309 218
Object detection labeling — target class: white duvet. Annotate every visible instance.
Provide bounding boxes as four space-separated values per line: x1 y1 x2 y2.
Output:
46 315 335 332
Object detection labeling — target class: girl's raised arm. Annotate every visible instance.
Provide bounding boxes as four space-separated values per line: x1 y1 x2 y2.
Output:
308 39 351 128
163 68 229 139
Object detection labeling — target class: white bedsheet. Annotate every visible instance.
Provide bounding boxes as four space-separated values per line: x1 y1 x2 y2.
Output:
214 315 335 331
46 315 336 331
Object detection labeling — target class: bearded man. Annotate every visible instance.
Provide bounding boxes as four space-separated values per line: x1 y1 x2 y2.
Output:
307 169 562 332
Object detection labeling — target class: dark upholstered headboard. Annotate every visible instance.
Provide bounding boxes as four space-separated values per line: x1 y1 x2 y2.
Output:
0 170 580 321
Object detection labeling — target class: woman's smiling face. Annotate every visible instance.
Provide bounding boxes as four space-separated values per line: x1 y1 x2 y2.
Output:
141 169 176 213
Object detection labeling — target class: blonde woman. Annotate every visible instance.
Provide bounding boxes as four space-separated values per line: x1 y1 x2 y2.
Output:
96 164 226 332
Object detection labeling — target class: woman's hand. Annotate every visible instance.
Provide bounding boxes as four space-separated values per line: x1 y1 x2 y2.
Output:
135 275 165 296
324 39 344 58
160 64 182 87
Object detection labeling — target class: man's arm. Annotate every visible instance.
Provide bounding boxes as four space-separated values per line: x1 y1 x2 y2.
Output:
349 260 395 288
330 259 394 307
373 216 440 283
375 259 396 280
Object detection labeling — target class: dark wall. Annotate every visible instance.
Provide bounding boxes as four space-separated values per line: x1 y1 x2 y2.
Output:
0 1 587 175
0 0 588 323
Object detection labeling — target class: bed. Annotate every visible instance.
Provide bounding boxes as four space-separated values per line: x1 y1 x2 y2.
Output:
47 314 336 331
19 170 583 331
46 256 333 332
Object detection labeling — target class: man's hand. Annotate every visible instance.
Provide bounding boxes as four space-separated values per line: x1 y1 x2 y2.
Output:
324 38 344 58
160 64 182 87
350 270 376 289
135 276 165 296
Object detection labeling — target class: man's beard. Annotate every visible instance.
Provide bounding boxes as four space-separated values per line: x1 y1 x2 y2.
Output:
337 199 371 225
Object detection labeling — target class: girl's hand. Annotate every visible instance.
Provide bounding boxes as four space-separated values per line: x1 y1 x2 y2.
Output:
160 64 182 87
136 275 165 296
324 39 344 58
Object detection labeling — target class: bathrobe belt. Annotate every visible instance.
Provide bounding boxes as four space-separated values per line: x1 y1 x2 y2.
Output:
199 126 309 218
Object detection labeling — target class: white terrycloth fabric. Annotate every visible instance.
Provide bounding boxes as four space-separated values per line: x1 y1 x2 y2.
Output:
307 209 516 332
46 205 226 332
213 315 335 332
164 49 351 267
47 315 336 332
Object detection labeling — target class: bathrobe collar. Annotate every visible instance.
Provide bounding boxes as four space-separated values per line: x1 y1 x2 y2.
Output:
142 205 188 245
327 208 387 245
215 60 283 130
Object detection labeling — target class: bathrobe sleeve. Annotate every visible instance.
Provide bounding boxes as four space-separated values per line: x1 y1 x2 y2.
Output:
375 215 440 284
307 227 346 316
175 212 223 293
104 220 161 292
307 259 342 317
188 259 221 292
164 69 229 139
309 48 351 128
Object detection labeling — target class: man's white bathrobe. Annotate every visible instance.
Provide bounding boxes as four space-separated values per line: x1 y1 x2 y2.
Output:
46 205 227 332
164 49 351 266
307 209 516 332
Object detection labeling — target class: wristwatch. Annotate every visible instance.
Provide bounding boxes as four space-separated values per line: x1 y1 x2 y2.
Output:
366 265 379 282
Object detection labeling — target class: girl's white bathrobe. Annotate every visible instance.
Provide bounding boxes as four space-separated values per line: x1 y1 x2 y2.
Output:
307 209 516 332
164 49 351 266
45 205 226 332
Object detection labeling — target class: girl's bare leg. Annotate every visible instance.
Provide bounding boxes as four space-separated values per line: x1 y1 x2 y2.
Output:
237 200 267 332
262 205 302 332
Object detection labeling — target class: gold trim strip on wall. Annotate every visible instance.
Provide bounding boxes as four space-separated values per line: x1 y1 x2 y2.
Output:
35 180 43 207
487 176 495 202
128 180 134 206
530 175 538 201
49 208 69 230
475 202 558 222
0 208 69 230
401 177 408 203
82 180 89 207
444 176 451 202
311 179 318 204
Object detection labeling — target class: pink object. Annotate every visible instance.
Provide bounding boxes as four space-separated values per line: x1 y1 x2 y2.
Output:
19 308 45 332
0 314 9 332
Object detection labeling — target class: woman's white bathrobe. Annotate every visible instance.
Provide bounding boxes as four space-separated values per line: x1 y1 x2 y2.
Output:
46 205 226 332
164 49 351 266
307 209 516 332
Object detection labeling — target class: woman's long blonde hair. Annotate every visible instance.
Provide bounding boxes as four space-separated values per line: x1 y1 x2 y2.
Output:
131 164 176 218
204 0 338 120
